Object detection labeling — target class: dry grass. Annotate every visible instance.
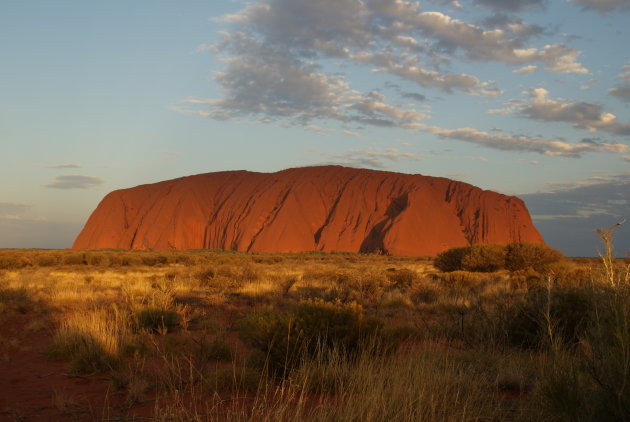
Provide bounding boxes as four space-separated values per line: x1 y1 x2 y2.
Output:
0 248 625 421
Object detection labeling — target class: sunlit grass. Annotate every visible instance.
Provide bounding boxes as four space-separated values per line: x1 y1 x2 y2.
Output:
0 247 626 420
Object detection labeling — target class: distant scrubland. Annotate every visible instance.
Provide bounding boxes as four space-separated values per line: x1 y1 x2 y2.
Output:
0 240 628 421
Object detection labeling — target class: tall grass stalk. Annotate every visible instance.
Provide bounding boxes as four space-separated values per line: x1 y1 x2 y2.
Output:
46 305 131 373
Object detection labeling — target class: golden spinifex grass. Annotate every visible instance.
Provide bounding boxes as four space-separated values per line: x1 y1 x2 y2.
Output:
0 246 627 421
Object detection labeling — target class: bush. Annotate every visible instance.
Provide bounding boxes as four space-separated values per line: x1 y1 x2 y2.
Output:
0 287 32 314
505 242 564 273
62 252 86 265
45 308 128 374
461 244 506 272
535 288 630 421
34 253 61 267
385 268 417 291
438 270 487 290
135 308 179 333
435 243 563 274
434 244 506 273
434 247 469 272
506 286 594 349
239 300 383 375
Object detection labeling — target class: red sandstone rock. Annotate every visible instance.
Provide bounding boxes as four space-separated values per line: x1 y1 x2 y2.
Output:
73 166 544 256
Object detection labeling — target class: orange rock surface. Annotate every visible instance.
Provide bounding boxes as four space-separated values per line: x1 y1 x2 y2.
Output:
73 166 544 256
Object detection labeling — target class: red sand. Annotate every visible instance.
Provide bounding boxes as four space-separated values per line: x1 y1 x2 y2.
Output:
73 166 544 255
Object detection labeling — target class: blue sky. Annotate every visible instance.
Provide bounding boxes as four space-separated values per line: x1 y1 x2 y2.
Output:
1 0 629 256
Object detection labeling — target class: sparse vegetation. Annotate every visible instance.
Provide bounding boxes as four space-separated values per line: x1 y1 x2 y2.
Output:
0 244 628 421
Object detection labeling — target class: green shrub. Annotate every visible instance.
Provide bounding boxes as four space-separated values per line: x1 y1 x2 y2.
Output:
410 284 440 305
34 253 61 267
434 247 469 272
438 270 487 290
0 254 28 269
0 287 32 314
434 244 506 272
506 286 594 349
195 266 216 286
140 254 168 266
385 268 417 291
62 252 86 265
46 334 121 374
535 289 630 421
435 243 564 274
135 307 179 333
461 244 506 272
195 336 233 364
239 300 383 375
505 242 564 273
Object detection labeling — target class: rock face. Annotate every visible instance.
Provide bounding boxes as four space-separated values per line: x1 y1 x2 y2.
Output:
73 166 544 256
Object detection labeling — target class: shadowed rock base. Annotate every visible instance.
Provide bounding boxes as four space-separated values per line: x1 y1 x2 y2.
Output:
73 166 544 256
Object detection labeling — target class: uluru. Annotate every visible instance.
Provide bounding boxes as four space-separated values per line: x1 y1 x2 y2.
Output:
73 166 544 256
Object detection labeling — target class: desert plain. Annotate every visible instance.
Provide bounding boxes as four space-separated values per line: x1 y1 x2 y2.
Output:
0 243 628 421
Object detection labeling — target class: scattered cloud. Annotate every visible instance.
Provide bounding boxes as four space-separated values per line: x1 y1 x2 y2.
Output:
191 0 589 123
407 122 627 157
177 0 624 160
0 202 31 215
474 0 546 12
623 155 630 162
518 88 630 136
443 172 470 181
0 202 31 221
310 146 423 169
44 175 105 190
569 0 630 13
0 218 83 249
521 172 630 255
178 37 430 127
466 155 489 161
513 65 538 74
343 129 361 137
610 85 630 102
47 162 82 169
609 62 630 102
529 160 540 164
400 92 427 102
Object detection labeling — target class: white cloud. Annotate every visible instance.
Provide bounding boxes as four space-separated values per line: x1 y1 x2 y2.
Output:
176 34 431 128
474 0 545 11
310 146 424 169
609 62 630 102
519 88 630 135
466 156 489 161
205 0 588 112
513 65 538 74
44 175 105 190
180 0 625 160
569 0 630 13
610 86 630 102
360 51 502 96
0 202 31 217
520 172 630 256
407 122 628 157
47 162 82 169
343 129 361 137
